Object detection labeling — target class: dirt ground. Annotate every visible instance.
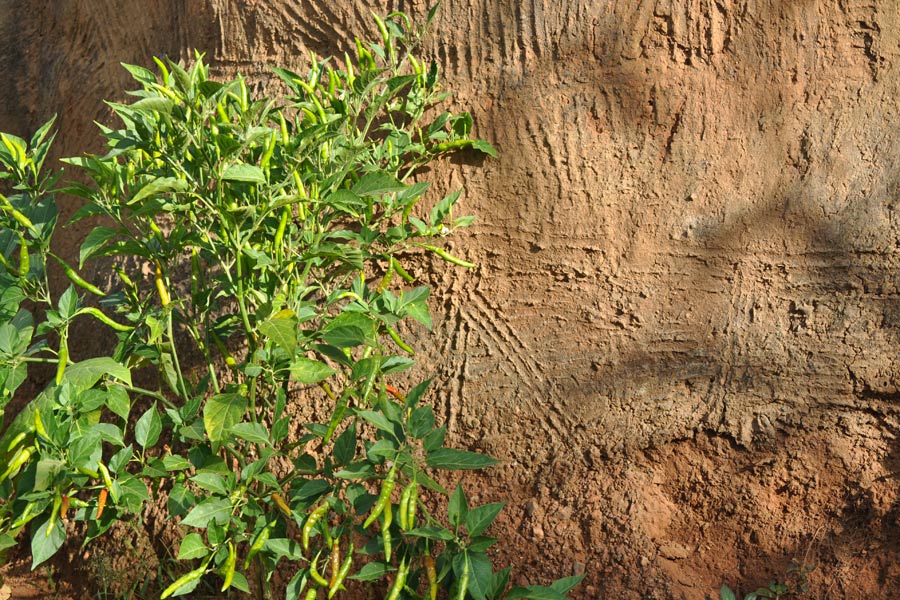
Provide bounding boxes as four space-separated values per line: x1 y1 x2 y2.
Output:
4 0 900 598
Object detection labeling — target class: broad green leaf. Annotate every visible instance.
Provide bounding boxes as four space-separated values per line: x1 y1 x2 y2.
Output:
356 410 395 434
190 473 228 495
408 405 435 439
333 422 356 466
290 357 336 384
427 448 499 470
720 586 737 600
203 393 247 442
181 497 232 528
464 551 494 600
120 62 157 85
105 386 130 420
430 189 461 227
228 422 270 445
63 357 131 391
129 176 189 205
31 517 65 569
131 97 174 113
79 226 120 268
322 325 367 348
351 172 405 196
177 532 208 560
258 309 297 353
135 404 162 449
34 459 66 492
222 163 265 183
465 502 505 537
449 483 468 529
263 538 305 560
549 575 585 595
505 587 568 600
405 526 454 541
349 562 393 581
472 139 498 157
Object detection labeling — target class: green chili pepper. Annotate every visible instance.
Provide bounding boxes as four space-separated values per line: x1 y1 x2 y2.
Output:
77 307 134 332
55 335 68 385
6 431 27 454
97 460 120 503
303 502 329 551
309 551 329 587
387 326 414 356
17 234 28 278
46 494 62 537
364 463 396 528
421 245 477 269
456 556 470 600
382 501 393 562
0 197 37 236
0 446 32 483
220 541 237 591
54 256 106 296
160 559 211 599
260 131 276 172
245 521 274 569
386 559 408 600
398 483 410 531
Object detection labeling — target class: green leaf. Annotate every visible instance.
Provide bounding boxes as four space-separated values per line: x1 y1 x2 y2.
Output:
31 516 65 569
263 538 304 560
190 473 228 495
79 226 120 268
181 498 232 528
408 406 435 439
349 561 393 581
131 97 174 113
121 62 157 85
406 526 455 541
228 422 270 445
423 424 446 453
177 532 208 560
258 309 298 353
720 585 737 600
351 172 405 196
465 502 505 537
321 325 367 348
549 575 585 595
488 567 512 600
427 448 499 470
506 587 568 600
356 410 395 435
203 393 248 442
63 357 131 391
448 483 468 529
464 551 494 600
129 176 189 205
134 404 162 450
105 386 131 420
290 357 336 384
472 139 498 157
333 422 357 466
430 189 461 227
222 163 266 183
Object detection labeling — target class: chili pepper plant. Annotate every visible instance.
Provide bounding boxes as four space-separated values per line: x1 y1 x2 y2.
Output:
0 7 581 600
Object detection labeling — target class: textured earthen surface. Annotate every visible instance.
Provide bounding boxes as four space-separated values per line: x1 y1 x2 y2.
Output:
3 1 900 598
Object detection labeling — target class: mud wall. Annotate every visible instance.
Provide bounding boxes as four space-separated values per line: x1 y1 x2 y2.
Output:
5 1 900 597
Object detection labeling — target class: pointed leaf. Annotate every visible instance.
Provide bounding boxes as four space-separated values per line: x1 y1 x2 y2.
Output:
129 176 189 205
351 172 405 196
203 393 247 442
290 357 336 384
259 309 298 353
427 448 499 470
222 163 265 183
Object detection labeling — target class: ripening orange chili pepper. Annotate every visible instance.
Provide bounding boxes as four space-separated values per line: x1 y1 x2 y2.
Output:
96 488 108 519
